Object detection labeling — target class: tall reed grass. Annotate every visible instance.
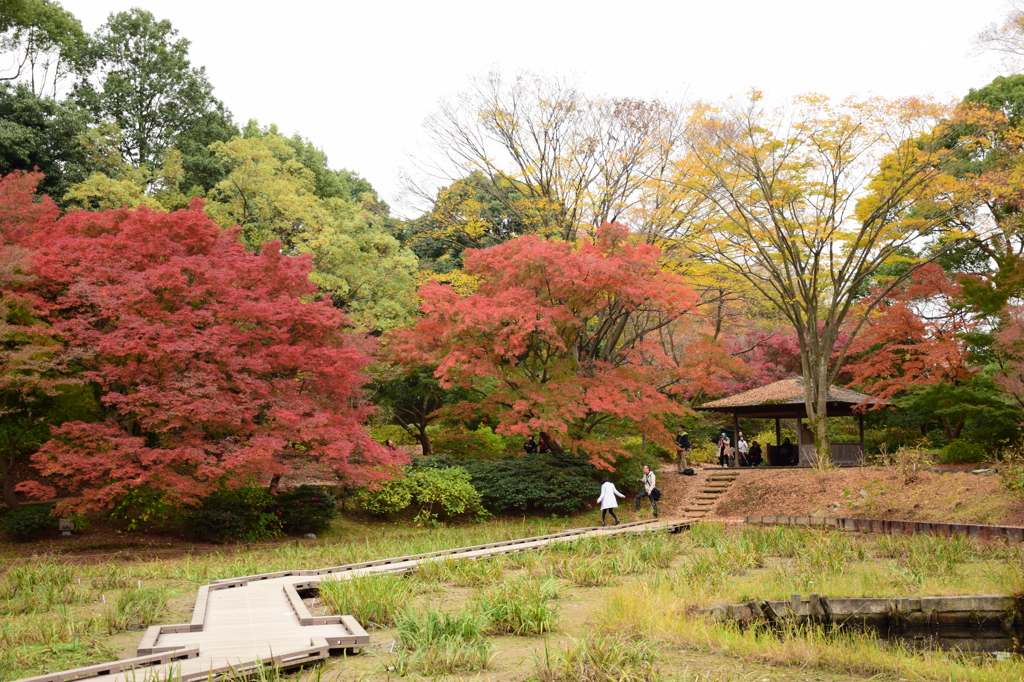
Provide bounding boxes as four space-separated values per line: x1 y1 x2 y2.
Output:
0 563 92 614
317 574 418 628
103 587 170 634
390 607 494 675
471 576 561 635
532 634 660 682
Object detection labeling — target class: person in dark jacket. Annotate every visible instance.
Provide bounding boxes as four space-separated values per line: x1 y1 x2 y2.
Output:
675 425 691 473
779 437 795 466
524 436 538 454
747 441 763 466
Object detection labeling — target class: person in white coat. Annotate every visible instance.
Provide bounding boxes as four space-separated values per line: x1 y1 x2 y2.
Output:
597 477 625 526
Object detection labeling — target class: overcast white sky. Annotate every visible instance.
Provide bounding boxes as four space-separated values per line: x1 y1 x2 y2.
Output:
61 0 1017 215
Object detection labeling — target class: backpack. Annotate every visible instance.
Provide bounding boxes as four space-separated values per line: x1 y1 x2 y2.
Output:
650 487 661 502
682 468 695 476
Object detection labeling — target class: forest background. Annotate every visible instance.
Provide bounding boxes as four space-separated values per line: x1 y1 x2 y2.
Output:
6 0 1024 538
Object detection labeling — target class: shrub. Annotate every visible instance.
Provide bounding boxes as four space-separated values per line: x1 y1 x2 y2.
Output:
431 426 510 459
369 424 418 446
2 503 56 539
407 466 487 524
356 465 487 523
184 486 282 543
940 439 987 464
608 449 662 494
462 451 599 514
356 473 414 514
891 445 935 484
274 485 338 534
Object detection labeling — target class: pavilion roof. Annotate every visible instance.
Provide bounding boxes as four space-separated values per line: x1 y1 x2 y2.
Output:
695 376 876 412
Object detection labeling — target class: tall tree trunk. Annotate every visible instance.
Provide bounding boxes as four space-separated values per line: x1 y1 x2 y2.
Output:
805 359 833 469
1 453 21 510
539 431 564 454
418 423 431 457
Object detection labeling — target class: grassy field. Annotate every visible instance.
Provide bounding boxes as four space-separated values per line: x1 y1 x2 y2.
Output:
4 517 1024 681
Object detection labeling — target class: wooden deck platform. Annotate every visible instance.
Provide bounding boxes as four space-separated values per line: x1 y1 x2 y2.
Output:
15 516 693 682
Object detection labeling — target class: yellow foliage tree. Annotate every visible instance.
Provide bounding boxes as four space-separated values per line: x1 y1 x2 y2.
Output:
205 134 418 331
675 93 987 465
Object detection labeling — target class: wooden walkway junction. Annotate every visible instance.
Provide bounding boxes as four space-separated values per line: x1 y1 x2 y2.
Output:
16 516 693 682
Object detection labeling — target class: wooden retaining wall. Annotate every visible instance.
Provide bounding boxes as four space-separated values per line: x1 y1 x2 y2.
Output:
704 593 1024 652
744 515 1024 542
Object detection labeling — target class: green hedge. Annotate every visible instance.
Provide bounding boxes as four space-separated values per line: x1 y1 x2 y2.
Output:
940 440 988 464
185 485 340 542
1 503 56 539
275 485 339 534
461 451 599 514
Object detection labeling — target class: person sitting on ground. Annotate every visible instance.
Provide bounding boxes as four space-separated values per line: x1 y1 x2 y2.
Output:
538 438 550 454
747 440 763 466
780 437 795 466
596 477 625 526
524 435 538 454
635 464 658 517
384 438 399 451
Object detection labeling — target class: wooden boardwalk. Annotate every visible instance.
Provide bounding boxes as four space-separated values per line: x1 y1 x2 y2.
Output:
18 516 693 682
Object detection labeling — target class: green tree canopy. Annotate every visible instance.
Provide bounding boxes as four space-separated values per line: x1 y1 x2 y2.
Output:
205 133 418 331
71 8 232 172
0 83 92 198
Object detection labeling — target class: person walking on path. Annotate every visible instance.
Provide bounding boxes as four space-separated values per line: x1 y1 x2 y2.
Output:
675 425 691 473
597 477 625 525
635 465 658 517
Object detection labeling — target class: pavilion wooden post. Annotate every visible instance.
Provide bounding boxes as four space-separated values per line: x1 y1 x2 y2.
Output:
775 418 781 447
732 412 740 468
858 414 864 446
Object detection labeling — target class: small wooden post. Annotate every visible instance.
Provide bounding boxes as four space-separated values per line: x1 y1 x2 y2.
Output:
810 593 822 622
732 411 740 467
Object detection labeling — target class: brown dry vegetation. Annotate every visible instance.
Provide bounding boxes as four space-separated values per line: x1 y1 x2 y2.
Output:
696 465 1024 525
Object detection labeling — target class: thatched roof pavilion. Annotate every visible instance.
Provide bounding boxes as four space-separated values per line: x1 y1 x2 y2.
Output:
695 377 877 466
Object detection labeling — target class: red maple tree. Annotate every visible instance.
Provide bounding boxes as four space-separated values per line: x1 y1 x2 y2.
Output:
844 262 975 400
389 223 698 465
0 173 402 513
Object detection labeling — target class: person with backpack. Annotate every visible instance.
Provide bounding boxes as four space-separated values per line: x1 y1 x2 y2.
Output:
596 477 625 526
635 465 659 518
675 425 691 474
